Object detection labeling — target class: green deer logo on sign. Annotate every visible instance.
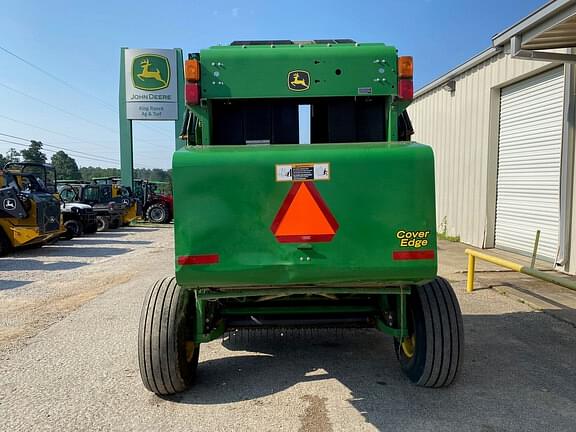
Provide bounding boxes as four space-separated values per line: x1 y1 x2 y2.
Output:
132 54 170 91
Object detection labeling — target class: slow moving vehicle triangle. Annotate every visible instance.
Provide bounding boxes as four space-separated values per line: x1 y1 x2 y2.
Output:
271 182 339 243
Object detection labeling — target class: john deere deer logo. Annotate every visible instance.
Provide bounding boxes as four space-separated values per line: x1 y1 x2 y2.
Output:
288 70 310 91
132 54 170 91
3 198 16 210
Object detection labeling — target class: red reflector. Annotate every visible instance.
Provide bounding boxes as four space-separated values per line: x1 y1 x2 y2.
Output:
177 254 219 265
393 250 435 260
185 83 200 105
398 79 413 100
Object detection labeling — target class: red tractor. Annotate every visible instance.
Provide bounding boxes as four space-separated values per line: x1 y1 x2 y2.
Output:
134 179 173 224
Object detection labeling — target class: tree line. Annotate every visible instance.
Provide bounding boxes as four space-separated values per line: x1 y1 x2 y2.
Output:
0 141 171 183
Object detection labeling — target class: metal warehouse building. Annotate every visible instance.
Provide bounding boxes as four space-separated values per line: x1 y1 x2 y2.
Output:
408 0 576 273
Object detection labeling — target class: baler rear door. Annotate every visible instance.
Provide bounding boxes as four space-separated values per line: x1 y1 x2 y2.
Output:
174 142 437 288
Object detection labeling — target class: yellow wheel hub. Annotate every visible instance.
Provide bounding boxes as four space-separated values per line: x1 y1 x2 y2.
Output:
185 341 196 362
401 334 416 358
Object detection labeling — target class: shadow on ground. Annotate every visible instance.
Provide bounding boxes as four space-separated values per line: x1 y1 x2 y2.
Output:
164 312 576 431
0 260 87 272
87 232 130 238
119 227 159 232
68 239 153 246
38 246 132 258
497 281 576 326
0 280 32 290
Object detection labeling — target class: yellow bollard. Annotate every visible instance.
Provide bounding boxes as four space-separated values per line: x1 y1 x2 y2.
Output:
466 253 475 293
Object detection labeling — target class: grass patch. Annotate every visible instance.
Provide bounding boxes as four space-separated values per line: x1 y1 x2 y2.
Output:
438 232 460 242
438 216 460 242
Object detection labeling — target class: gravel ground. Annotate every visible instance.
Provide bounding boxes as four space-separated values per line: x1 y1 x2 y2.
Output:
1 229 575 431
0 226 168 353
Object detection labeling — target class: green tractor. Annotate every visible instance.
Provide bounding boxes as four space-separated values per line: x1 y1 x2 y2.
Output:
138 40 463 395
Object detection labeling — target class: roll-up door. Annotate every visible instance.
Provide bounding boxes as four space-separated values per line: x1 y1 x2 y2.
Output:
495 67 564 260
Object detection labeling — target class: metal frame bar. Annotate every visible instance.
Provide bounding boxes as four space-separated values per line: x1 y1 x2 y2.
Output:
558 58 575 266
465 248 576 293
119 48 134 188
521 5 576 48
196 286 412 300
492 0 576 48
219 305 379 315
375 317 405 338
484 85 503 249
192 287 413 342
510 36 576 63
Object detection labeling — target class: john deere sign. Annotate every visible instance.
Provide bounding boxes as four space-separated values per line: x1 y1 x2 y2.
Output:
124 48 178 120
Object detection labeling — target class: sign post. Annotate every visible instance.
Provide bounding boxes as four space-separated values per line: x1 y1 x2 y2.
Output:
119 47 185 188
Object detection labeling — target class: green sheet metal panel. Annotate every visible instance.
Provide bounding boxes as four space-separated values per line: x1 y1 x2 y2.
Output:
200 43 398 99
173 142 436 288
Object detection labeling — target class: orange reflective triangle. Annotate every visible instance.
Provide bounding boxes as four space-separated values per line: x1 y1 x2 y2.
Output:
271 182 338 243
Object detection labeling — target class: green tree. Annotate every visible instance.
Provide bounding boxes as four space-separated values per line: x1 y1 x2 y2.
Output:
51 151 81 180
20 140 47 163
0 148 20 168
78 166 171 183
6 148 20 163
79 166 120 181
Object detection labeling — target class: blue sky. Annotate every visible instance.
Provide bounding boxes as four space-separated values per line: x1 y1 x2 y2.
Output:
0 0 545 169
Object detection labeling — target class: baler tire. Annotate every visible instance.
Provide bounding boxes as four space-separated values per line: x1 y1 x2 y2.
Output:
96 216 109 232
394 277 463 388
146 203 170 224
138 277 199 395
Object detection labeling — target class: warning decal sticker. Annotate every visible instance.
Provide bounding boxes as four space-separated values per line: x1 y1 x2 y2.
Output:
275 163 330 182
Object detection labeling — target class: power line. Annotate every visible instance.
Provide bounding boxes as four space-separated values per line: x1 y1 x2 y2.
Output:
0 132 119 163
0 135 160 169
0 44 117 112
0 112 173 149
0 113 106 143
0 82 119 135
0 44 173 139
0 139 118 165
0 138 159 170
0 138 120 165
139 122 175 138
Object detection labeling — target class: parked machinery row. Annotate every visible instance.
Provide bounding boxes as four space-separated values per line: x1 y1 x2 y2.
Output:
0 162 173 255
93 177 173 224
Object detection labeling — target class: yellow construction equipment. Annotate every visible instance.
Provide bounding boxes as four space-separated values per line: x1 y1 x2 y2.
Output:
0 162 64 254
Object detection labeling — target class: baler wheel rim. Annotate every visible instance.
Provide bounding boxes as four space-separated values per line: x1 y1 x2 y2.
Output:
401 334 416 358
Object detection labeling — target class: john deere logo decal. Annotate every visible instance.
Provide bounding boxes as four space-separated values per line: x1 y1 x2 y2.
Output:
288 70 310 91
3 198 16 210
132 54 170 91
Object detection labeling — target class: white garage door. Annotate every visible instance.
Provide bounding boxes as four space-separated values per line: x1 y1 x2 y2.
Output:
495 67 564 260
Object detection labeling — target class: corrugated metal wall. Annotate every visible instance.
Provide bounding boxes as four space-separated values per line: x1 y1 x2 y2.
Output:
408 52 558 247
